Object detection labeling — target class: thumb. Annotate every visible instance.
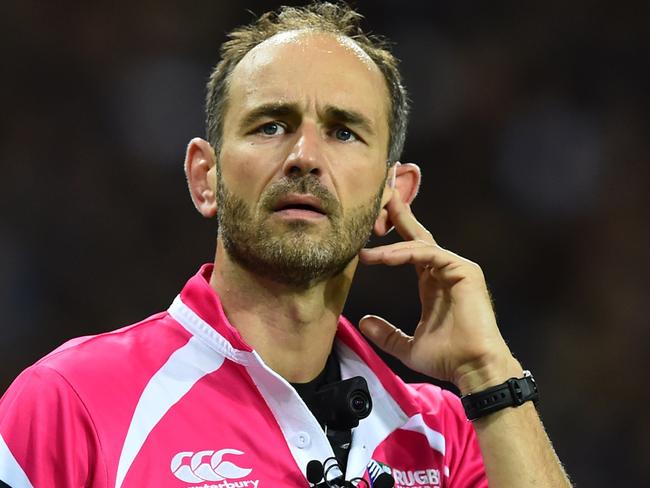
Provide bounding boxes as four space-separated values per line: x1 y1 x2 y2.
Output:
359 315 412 363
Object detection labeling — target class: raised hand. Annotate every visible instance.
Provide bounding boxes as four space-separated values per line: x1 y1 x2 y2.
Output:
359 186 522 394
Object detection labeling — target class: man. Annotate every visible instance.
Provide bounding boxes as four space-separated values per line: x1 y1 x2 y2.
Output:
0 3 571 487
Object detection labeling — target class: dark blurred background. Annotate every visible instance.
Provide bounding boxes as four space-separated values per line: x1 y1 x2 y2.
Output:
1 1 648 485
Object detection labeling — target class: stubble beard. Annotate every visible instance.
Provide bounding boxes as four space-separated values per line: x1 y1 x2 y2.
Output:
217 174 385 288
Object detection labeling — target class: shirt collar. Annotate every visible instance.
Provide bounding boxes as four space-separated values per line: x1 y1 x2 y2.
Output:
174 263 420 417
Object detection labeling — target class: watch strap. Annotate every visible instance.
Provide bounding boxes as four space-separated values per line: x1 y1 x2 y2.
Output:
461 370 539 421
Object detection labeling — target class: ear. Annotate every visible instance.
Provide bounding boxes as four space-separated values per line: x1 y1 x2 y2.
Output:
373 162 421 236
185 137 218 218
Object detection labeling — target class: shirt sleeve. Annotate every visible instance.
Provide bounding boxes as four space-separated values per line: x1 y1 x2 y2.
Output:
440 389 488 488
0 364 106 487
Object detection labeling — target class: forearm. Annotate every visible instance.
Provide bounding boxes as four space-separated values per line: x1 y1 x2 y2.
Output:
460 359 572 488
473 402 571 487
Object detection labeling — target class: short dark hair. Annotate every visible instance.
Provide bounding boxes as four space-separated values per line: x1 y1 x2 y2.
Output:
205 1 409 163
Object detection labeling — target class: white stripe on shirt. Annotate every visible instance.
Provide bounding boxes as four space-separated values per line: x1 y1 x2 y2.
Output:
0 433 34 488
114 336 225 488
402 413 446 456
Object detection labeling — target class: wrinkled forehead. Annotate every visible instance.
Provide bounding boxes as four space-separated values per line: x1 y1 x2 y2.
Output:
226 29 390 131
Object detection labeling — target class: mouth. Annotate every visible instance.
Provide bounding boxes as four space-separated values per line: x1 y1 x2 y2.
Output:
271 194 328 219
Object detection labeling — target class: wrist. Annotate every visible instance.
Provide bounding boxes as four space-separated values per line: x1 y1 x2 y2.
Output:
454 354 523 396
461 370 539 421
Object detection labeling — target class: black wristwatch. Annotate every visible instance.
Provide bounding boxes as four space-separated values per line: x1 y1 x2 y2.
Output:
461 370 539 421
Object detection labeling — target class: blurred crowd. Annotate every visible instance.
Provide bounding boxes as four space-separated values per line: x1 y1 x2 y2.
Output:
1 1 648 485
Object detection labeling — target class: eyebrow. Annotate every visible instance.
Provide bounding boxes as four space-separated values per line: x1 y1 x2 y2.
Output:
240 103 301 130
323 106 375 136
239 102 376 136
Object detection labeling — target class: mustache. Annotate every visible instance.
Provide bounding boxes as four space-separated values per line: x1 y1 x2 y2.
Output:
261 175 340 216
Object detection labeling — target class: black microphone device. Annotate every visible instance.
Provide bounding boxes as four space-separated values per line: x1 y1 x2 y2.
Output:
312 376 372 430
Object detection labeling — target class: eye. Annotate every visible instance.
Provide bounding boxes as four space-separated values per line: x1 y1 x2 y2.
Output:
258 122 286 136
333 127 358 142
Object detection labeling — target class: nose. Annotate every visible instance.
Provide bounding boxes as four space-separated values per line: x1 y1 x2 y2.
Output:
282 123 324 178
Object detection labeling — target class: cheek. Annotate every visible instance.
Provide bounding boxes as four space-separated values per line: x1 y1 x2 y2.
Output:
219 143 279 200
336 160 387 207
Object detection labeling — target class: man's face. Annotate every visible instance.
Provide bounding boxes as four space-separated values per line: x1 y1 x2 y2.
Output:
216 31 391 287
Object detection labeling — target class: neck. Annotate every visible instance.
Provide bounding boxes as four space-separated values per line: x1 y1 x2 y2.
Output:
210 240 356 383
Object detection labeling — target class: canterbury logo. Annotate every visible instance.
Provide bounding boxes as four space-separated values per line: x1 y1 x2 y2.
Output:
171 448 253 483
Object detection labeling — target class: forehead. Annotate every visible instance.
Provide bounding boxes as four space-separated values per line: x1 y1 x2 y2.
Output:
244 29 377 69
226 30 389 128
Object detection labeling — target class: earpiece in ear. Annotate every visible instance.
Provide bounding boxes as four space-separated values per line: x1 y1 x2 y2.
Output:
389 162 400 188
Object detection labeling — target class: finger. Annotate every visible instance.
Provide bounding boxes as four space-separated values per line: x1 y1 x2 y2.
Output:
360 240 431 260
387 189 435 244
361 243 483 287
360 242 457 269
359 315 412 363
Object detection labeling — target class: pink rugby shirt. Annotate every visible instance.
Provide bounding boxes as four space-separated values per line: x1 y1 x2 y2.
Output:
0 264 487 488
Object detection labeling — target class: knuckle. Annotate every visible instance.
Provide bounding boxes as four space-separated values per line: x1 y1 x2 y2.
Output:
466 262 486 280
384 328 401 349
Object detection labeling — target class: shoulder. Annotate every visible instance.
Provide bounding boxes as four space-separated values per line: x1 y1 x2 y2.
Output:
0 360 110 486
34 310 187 380
1 309 191 427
